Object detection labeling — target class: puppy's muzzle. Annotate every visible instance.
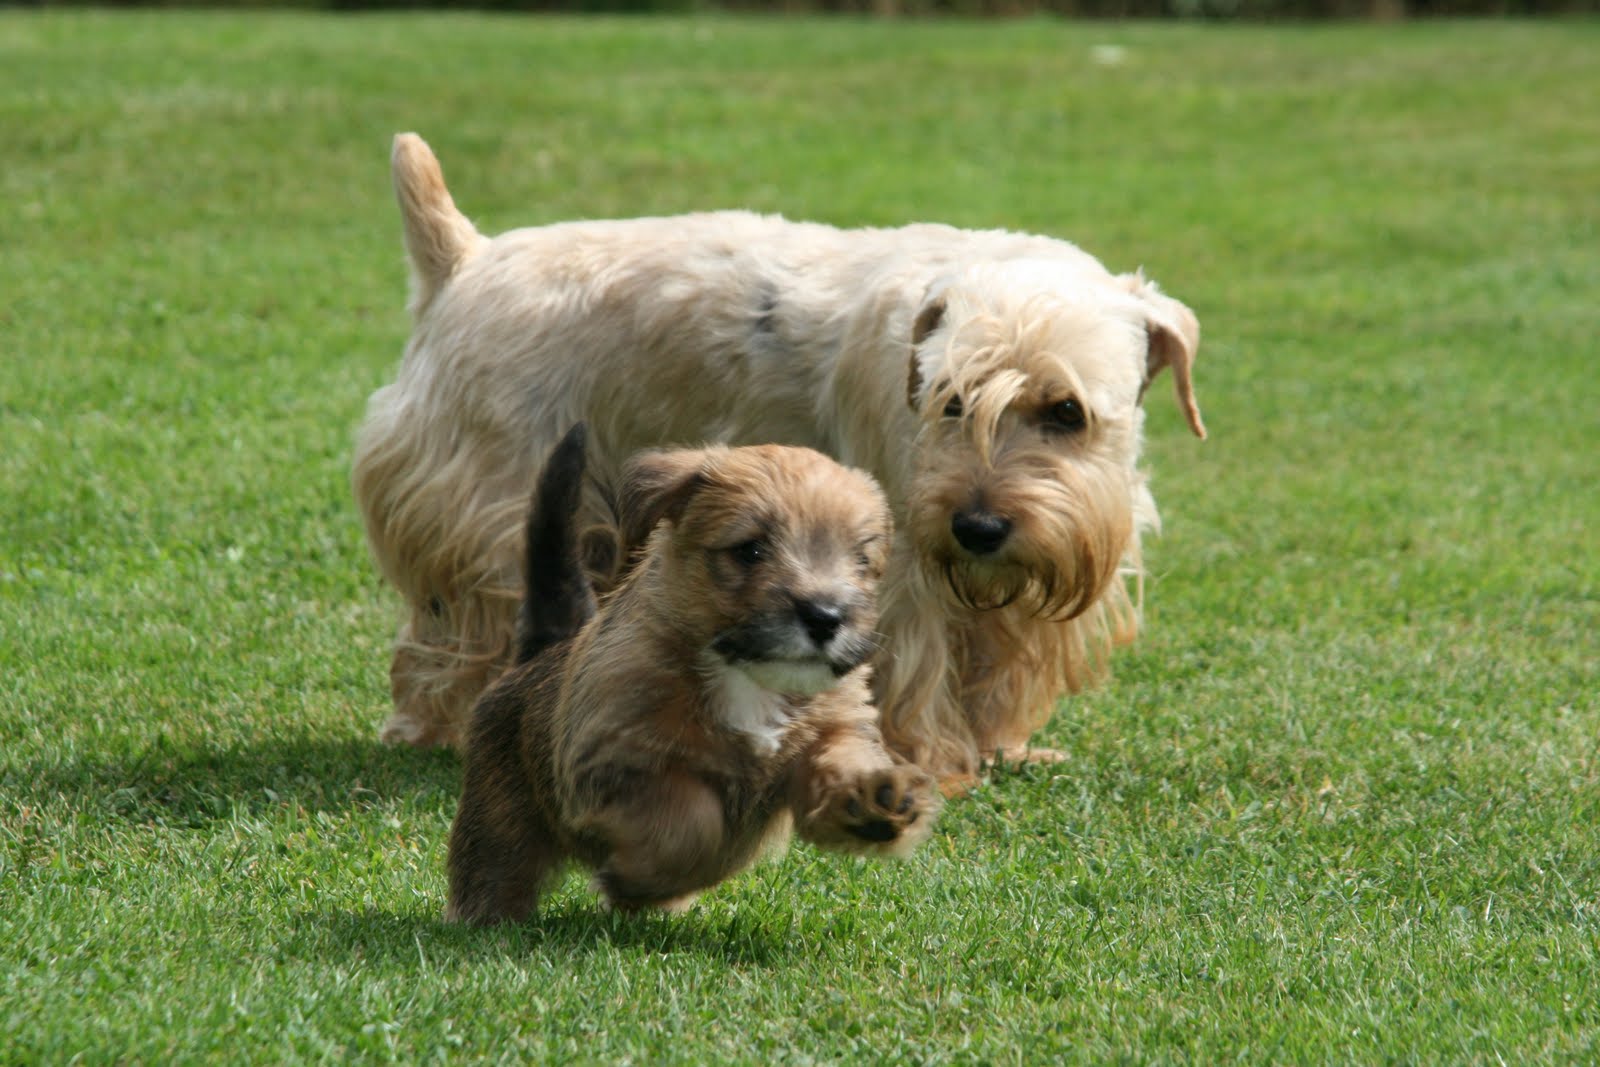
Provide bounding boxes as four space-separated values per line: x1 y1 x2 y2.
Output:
950 510 1013 557
712 598 875 680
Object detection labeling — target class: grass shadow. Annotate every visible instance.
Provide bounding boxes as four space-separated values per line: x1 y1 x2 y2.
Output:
4 733 460 826
290 897 793 969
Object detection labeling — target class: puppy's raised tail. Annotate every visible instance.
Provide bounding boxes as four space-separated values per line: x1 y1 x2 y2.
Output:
517 423 598 664
391 132 484 316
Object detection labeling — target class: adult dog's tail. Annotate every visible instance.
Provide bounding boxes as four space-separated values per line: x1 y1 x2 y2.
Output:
516 423 598 664
391 132 483 316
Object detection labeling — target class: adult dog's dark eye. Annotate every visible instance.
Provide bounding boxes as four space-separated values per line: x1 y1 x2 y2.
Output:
1045 397 1087 433
729 539 765 566
942 396 964 419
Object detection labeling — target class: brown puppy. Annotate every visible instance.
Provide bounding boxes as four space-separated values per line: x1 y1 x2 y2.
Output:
446 424 938 923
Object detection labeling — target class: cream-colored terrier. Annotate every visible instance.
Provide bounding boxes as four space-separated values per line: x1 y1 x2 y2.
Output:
354 133 1206 788
447 424 935 923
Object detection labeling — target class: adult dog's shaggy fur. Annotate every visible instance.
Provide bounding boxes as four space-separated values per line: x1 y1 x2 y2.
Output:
354 133 1206 786
446 424 936 923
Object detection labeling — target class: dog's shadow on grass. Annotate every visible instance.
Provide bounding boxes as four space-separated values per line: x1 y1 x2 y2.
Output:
9 733 460 826
14 734 791 965
292 898 793 968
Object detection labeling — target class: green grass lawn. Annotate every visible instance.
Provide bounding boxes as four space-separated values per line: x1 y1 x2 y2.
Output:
3 11 1597 1062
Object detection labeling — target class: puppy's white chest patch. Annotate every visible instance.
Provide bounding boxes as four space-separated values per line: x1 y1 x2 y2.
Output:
708 664 797 756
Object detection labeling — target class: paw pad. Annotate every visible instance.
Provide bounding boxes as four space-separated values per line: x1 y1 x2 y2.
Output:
820 764 938 854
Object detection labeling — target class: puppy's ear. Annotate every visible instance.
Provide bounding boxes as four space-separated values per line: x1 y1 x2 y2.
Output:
907 285 950 411
1121 272 1205 439
617 449 710 556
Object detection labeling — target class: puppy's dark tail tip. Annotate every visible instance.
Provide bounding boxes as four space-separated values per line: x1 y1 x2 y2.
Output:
541 422 588 499
516 422 597 664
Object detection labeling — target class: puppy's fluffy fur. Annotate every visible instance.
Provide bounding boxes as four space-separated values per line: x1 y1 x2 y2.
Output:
446 424 937 923
355 133 1205 786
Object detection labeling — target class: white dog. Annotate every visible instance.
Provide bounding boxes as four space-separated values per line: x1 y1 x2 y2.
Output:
353 133 1205 788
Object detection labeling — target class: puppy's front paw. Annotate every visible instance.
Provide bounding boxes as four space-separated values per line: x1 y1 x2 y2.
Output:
809 764 939 857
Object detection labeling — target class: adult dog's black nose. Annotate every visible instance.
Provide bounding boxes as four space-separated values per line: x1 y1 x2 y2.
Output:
951 511 1012 556
794 599 846 647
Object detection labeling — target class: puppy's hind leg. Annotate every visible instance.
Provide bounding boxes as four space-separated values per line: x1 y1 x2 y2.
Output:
445 688 566 925
446 786 564 926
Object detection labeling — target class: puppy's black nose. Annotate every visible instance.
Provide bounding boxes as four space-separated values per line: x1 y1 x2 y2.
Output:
951 511 1012 556
794 599 845 647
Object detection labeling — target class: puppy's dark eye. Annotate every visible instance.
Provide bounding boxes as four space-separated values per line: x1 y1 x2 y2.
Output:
728 539 765 566
942 396 964 419
1044 397 1087 434
854 535 883 571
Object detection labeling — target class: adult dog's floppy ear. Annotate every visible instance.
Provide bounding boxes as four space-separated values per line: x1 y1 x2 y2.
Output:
1121 272 1205 439
907 284 950 410
617 449 710 557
